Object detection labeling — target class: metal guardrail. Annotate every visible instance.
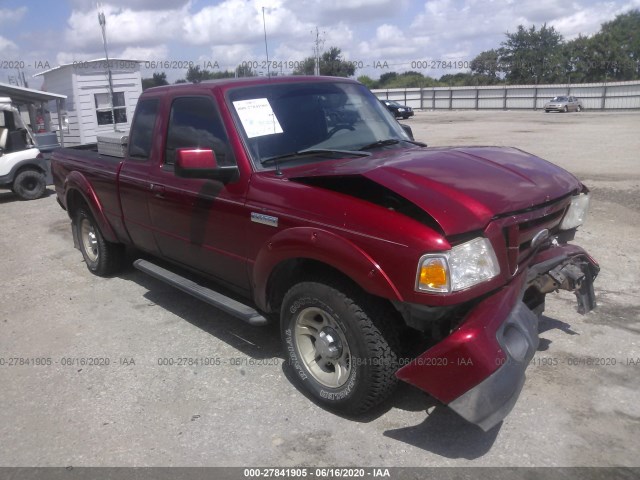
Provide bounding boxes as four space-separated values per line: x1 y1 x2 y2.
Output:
372 80 640 111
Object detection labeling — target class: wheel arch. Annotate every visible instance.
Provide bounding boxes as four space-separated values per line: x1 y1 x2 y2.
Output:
253 227 404 313
14 162 46 178
64 172 118 243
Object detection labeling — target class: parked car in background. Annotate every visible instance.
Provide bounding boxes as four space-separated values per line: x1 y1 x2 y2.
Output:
544 96 583 113
381 99 414 119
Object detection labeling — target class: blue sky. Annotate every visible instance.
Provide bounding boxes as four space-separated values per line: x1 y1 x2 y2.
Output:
1 0 639 86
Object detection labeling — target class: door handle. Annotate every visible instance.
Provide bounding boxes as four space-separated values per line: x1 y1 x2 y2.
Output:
150 183 166 198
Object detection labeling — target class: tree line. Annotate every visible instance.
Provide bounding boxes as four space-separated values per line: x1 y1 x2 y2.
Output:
142 9 639 90
362 9 639 88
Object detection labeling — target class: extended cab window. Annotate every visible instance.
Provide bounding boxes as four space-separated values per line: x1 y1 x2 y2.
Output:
165 96 234 166
128 99 159 159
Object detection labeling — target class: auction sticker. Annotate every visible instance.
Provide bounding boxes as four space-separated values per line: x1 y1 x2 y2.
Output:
233 98 283 138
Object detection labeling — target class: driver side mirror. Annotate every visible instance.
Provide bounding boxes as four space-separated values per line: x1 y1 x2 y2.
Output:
400 123 414 140
175 148 238 183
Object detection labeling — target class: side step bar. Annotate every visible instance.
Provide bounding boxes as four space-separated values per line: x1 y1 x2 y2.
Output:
133 259 268 326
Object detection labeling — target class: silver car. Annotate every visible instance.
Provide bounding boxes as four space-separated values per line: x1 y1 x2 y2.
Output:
544 95 583 113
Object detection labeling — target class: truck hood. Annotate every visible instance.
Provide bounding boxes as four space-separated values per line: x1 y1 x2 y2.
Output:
289 146 580 235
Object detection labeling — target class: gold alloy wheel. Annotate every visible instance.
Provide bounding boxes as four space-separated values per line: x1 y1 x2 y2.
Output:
294 306 352 388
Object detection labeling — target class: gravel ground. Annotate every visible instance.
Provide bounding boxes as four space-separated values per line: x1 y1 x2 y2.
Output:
0 110 638 468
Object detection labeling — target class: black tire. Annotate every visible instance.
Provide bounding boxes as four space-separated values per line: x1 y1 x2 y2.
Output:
577 105 582 112
281 281 401 414
13 169 46 200
75 207 125 276
563 106 568 113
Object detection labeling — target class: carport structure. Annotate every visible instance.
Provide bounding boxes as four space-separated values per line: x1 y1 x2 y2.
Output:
0 82 67 146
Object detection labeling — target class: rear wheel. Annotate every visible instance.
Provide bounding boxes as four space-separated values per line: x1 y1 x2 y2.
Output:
281 281 401 414
577 105 582 112
13 169 46 200
75 207 125 276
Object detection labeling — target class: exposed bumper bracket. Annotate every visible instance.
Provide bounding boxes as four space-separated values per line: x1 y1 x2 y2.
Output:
532 255 598 314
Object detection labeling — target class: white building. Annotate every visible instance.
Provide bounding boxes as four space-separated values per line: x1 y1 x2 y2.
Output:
34 58 142 146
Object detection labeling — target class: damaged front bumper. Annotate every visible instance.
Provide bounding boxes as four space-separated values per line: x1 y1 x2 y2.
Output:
396 244 599 431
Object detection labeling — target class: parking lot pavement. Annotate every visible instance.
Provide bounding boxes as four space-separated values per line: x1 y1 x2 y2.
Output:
0 111 639 467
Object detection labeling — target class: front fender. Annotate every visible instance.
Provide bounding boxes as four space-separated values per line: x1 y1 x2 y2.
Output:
252 227 404 311
64 171 118 243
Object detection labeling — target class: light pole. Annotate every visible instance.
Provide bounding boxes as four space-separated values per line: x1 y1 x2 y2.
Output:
262 7 270 78
98 8 117 132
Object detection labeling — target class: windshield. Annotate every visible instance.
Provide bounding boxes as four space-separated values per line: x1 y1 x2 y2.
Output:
552 96 568 102
227 81 411 169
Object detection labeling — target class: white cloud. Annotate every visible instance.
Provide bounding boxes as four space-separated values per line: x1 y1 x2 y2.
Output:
17 0 640 84
284 0 409 24
55 51 98 66
69 0 189 11
0 35 18 54
356 23 429 64
183 0 313 46
550 0 640 39
64 4 187 51
207 44 257 71
323 23 355 52
272 43 309 65
0 6 27 25
120 45 169 62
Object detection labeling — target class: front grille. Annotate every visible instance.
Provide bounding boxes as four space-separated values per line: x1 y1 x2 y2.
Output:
502 198 569 275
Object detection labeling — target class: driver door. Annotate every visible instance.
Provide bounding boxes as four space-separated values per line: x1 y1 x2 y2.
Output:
146 94 250 290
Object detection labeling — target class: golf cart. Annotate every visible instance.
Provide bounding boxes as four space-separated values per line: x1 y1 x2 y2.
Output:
0 97 57 200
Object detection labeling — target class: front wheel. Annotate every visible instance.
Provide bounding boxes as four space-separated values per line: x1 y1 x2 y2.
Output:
281 281 401 414
563 106 568 113
75 207 125 276
13 169 46 200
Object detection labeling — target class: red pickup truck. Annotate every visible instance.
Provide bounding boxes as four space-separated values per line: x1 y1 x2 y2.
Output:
52 76 598 431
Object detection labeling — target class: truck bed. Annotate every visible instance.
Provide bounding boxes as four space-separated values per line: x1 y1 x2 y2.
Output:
51 144 125 233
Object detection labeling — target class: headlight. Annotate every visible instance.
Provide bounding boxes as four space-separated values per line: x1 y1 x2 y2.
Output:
560 193 590 230
398 108 405 112
416 237 501 293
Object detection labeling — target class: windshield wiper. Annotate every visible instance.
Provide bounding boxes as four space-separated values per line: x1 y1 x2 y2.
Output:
261 148 371 166
359 139 427 151
359 139 400 150
405 139 428 147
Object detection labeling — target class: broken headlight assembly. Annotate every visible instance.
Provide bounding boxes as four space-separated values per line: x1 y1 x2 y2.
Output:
560 193 590 230
416 237 501 293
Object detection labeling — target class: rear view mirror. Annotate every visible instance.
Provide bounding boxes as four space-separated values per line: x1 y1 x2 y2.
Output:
175 148 238 183
400 123 414 140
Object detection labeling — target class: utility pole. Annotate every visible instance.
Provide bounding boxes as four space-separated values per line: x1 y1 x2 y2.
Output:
98 5 117 132
313 27 324 76
262 7 270 78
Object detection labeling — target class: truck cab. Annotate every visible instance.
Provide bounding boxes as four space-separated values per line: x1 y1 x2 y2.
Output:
0 97 54 200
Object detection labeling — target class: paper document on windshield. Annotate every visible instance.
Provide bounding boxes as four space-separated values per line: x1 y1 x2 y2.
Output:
233 98 283 138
